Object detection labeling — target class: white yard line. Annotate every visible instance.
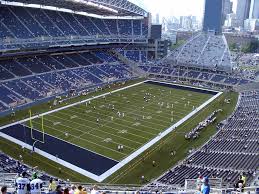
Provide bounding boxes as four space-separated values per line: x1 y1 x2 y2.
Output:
48 114 149 141
71 106 166 132
57 109 157 136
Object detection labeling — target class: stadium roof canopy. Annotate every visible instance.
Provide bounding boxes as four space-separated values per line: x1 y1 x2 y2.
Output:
0 0 148 16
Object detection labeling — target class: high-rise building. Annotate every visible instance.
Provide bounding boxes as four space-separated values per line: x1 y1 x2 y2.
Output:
155 13 160 24
223 0 233 26
236 0 251 27
203 0 223 34
249 0 259 19
223 0 233 16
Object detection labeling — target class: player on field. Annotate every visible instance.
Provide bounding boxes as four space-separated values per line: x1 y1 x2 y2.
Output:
15 171 30 194
30 173 43 194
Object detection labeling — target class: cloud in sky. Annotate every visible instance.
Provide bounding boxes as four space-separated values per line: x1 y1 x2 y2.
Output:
129 0 205 18
129 0 237 18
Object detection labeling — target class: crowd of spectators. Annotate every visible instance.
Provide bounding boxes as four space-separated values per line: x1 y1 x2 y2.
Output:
185 110 221 140
165 33 232 72
232 52 258 80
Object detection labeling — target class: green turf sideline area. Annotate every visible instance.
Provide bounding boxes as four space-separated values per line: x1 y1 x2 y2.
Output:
24 81 213 161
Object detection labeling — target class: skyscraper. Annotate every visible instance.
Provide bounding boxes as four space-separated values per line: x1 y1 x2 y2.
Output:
236 0 251 27
223 0 233 25
155 13 160 24
203 0 223 34
249 0 259 19
223 0 233 16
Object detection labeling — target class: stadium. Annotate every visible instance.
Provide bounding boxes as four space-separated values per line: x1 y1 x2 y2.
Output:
0 0 258 193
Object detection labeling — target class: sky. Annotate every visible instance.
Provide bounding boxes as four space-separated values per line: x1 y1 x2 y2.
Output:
129 0 237 20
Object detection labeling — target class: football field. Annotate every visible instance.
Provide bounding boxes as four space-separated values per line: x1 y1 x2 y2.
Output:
24 81 213 162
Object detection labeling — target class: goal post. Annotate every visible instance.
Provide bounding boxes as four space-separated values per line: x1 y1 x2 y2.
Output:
29 110 45 144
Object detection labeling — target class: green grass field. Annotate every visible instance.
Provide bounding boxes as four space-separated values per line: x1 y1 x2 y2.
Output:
0 80 238 184
25 82 212 161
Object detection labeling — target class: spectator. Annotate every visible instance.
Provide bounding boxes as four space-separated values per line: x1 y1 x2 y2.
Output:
54 185 63 194
241 174 247 186
49 178 57 192
15 171 30 194
235 175 244 192
75 185 86 194
90 185 99 194
30 173 43 194
197 185 202 194
197 173 203 187
201 177 210 194
64 188 69 194
1 186 7 194
69 185 76 194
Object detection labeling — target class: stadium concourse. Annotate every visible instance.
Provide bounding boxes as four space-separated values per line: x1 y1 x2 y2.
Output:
0 0 259 193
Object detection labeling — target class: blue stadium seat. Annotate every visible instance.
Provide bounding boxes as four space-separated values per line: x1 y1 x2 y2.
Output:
72 67 103 84
133 20 141 35
125 51 140 62
51 55 79 68
95 51 117 62
37 55 66 70
0 6 34 39
0 85 24 105
211 74 226 82
104 20 119 35
0 103 7 112
4 80 41 100
0 60 32 76
149 66 162 74
0 65 14 80
118 20 132 35
85 66 110 79
16 57 51 73
22 76 55 96
38 72 73 92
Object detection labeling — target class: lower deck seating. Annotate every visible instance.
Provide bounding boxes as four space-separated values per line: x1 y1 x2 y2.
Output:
22 76 55 96
0 85 24 105
0 103 7 111
85 66 109 79
0 152 51 180
37 72 73 92
72 67 103 84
